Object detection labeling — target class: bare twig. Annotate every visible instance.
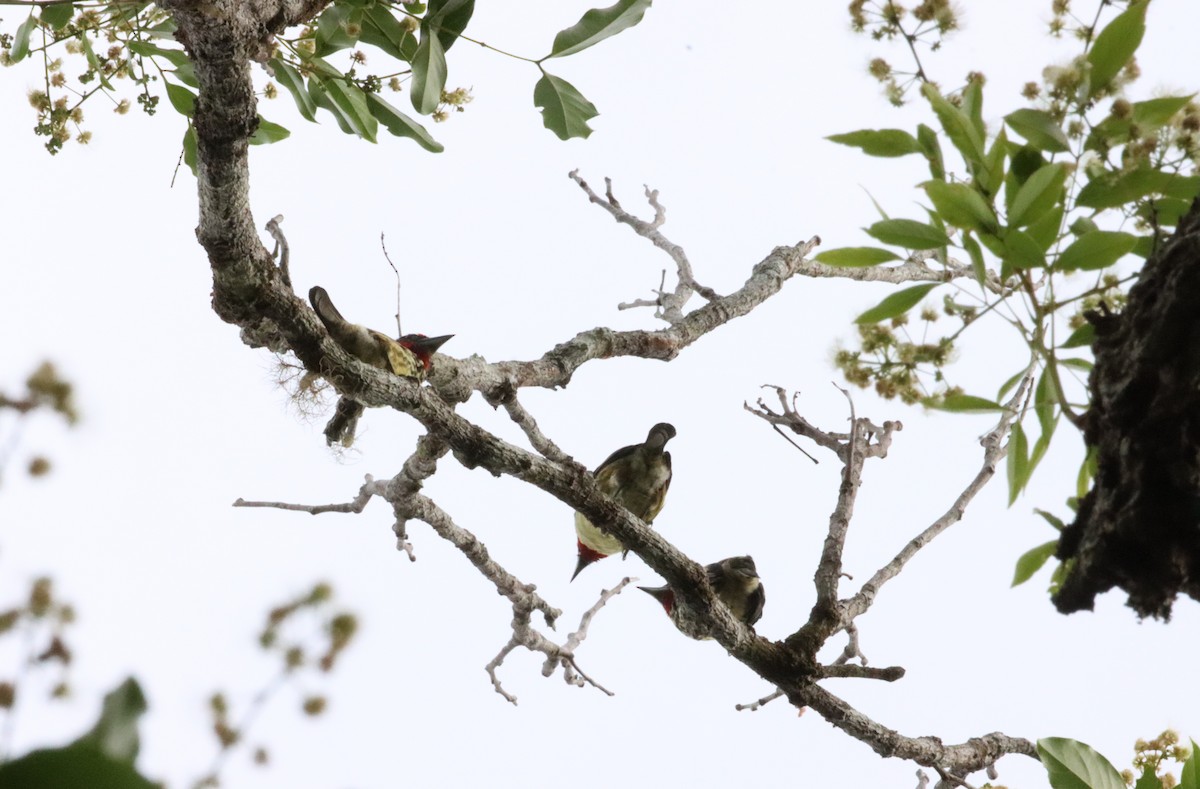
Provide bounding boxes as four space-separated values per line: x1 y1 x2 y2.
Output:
771 424 819 464
832 622 867 666
233 475 381 514
380 232 403 336
840 369 1035 625
488 580 630 704
265 215 290 290
735 688 784 712
569 170 721 323
819 664 903 681
485 637 521 705
500 395 574 465
551 577 634 666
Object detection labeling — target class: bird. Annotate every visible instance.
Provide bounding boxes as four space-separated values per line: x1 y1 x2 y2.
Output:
308 286 452 445
639 555 765 637
572 422 676 581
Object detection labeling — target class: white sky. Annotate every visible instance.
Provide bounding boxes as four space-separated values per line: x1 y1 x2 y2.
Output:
2 1 1198 787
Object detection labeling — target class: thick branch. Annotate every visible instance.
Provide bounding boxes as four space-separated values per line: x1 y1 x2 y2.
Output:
799 684 1037 772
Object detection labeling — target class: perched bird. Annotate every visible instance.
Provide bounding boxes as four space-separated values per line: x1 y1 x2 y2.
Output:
572 422 676 581
639 555 765 637
309 286 452 378
308 286 452 445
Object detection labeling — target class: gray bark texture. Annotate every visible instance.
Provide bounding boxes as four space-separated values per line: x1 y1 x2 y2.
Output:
1056 199 1200 618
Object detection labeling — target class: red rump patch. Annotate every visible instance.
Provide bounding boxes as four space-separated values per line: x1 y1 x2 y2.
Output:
577 541 610 565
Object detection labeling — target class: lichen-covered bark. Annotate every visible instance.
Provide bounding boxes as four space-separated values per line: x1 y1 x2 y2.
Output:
1056 200 1200 618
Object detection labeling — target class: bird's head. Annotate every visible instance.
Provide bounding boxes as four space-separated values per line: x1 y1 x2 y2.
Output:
638 585 675 615
398 334 454 370
646 422 677 448
724 555 759 582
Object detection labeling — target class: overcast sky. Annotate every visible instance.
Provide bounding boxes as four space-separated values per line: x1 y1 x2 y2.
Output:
3 1 1198 787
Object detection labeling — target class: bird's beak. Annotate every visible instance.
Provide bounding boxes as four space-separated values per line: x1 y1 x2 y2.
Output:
571 554 592 582
410 334 454 354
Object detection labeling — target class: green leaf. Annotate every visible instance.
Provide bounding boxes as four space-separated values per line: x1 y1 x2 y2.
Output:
411 28 448 115
1056 231 1137 272
0 745 159 789
10 14 36 63
40 4 75 29
315 4 361 56
921 82 984 169
533 72 598 140
313 77 378 141
182 125 197 176
79 34 114 90
1029 432 1051 479
1038 737 1127 789
1060 324 1094 349
547 0 651 59
1134 765 1164 789
916 123 945 180
424 0 475 51
365 92 444 152
73 678 147 762
826 129 922 158
1004 108 1070 153
1078 166 1200 209
1008 163 1067 228
309 81 354 134
1035 367 1058 439
923 180 998 233
978 127 1007 198
935 393 1006 413
1027 201 1064 251
164 82 196 117
127 42 198 86
961 78 984 140
1179 740 1199 789
1059 357 1093 372
997 369 1025 401
962 232 987 287
304 55 343 80
1141 197 1193 229
1133 94 1196 128
269 59 318 122
1012 540 1058 587
1003 229 1046 270
865 218 950 250
814 247 900 268
854 283 939 325
1034 508 1066 531
1007 421 1029 506
360 5 418 62
1086 2 1146 98
249 117 290 145
1077 448 1097 500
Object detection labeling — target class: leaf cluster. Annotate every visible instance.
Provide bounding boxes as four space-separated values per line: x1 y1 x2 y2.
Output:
821 1 1199 588
0 0 653 156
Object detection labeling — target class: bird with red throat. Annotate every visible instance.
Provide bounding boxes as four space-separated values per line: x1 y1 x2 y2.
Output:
308 286 452 445
572 422 676 580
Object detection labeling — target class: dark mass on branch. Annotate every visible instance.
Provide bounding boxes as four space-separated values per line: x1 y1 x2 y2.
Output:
1056 199 1200 618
